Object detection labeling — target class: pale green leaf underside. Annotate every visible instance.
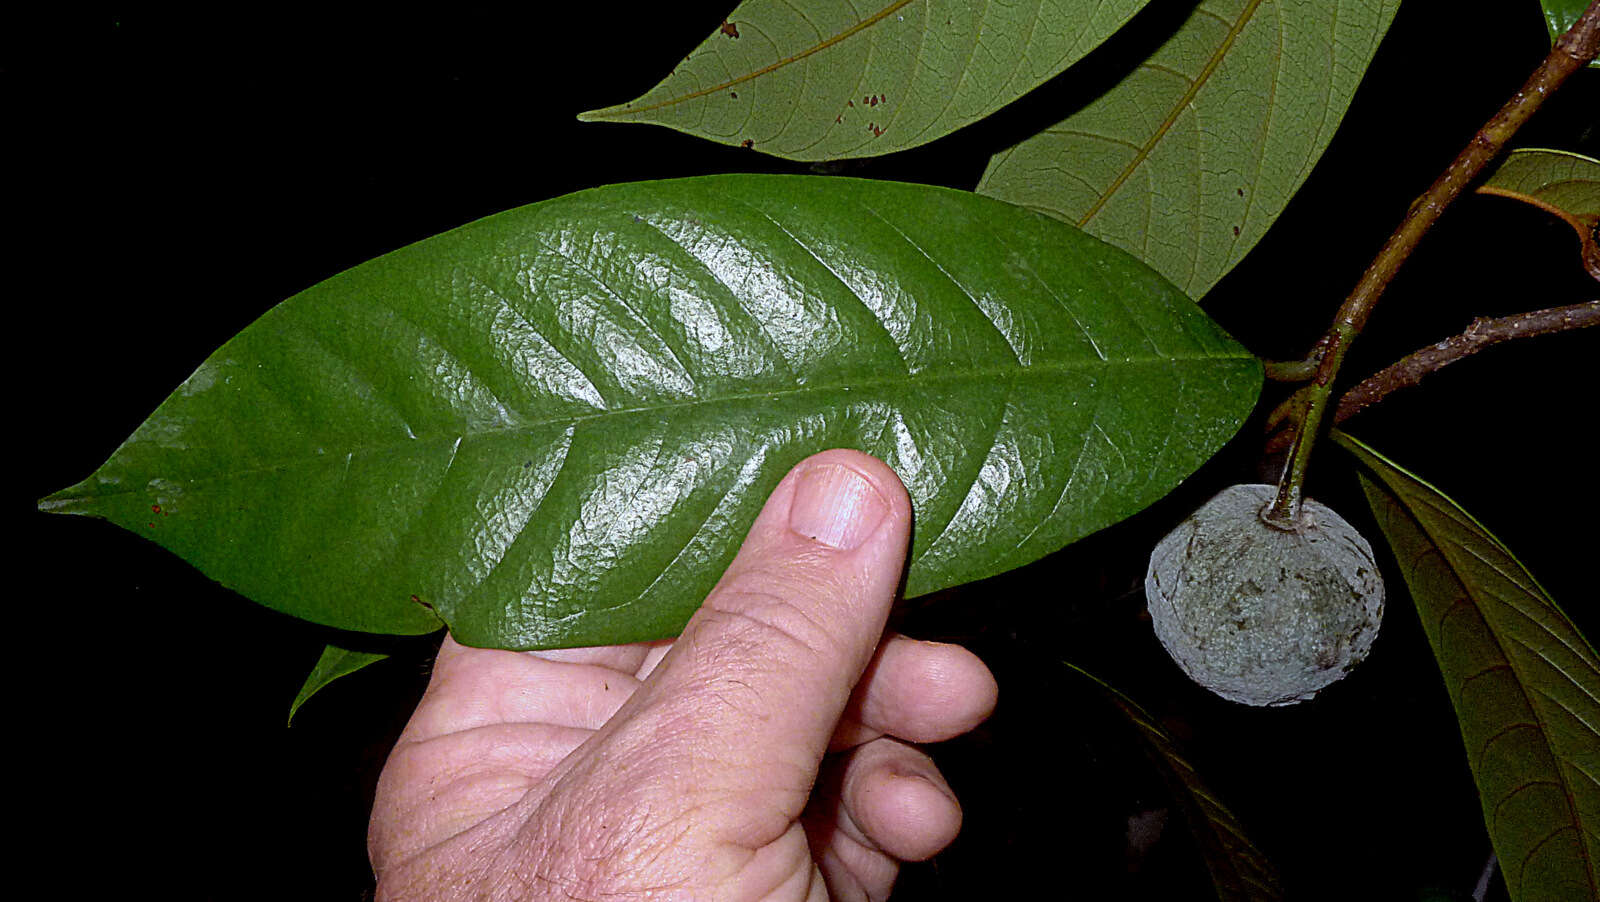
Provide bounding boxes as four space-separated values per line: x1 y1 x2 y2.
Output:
41 175 1259 651
288 644 389 725
978 0 1399 298
1067 662 1282 901
1338 432 1600 902
1481 148 1600 220
577 0 1152 161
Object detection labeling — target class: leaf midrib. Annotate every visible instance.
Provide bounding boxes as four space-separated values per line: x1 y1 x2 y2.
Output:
48 352 1252 504
1078 0 1268 227
579 0 920 119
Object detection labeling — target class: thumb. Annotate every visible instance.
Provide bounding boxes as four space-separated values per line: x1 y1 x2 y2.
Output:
616 448 912 804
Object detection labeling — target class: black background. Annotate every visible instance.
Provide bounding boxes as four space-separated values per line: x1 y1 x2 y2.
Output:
14 4 1598 899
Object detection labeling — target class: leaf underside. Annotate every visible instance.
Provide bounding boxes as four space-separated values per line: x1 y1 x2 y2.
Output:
42 175 1260 651
578 0 1152 161
1067 663 1283 901
1481 148 1600 219
1338 432 1600 902
1478 147 1600 278
978 0 1399 299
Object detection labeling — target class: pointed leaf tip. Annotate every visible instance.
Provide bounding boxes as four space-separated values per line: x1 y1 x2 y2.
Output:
576 0 1154 161
288 644 391 726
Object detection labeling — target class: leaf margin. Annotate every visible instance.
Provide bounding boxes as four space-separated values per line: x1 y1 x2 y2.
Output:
38 174 1263 651
1335 429 1600 901
1477 147 1600 279
1066 661 1285 901
976 0 1401 299
577 0 1155 161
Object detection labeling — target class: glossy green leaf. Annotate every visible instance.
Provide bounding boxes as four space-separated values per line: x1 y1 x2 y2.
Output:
577 0 1152 161
1068 663 1283 901
39 174 1260 650
977 0 1399 298
1540 0 1600 68
1479 148 1600 278
1338 432 1600 902
288 644 390 726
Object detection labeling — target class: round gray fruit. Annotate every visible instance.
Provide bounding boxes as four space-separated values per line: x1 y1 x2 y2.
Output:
1145 484 1384 706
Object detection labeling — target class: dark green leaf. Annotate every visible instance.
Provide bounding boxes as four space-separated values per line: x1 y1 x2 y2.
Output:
1338 432 1600 901
978 0 1399 298
1541 0 1600 69
1068 663 1283 901
578 0 1152 160
288 644 390 726
40 175 1261 650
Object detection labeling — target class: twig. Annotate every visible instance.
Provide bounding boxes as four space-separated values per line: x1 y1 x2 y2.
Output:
1333 301 1599 421
1261 1 1600 527
1264 301 1600 451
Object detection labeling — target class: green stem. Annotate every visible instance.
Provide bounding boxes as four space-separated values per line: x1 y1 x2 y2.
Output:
1263 1 1600 526
1264 323 1352 529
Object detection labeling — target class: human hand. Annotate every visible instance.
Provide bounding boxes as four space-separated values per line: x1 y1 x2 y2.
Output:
368 449 998 900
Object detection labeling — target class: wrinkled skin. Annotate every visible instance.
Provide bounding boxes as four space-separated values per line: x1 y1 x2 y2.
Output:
369 450 999 900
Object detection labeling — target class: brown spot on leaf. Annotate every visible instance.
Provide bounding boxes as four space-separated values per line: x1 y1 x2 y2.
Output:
1232 225 1241 236
740 139 753 149
729 91 737 99
720 20 739 38
1237 187 1245 196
